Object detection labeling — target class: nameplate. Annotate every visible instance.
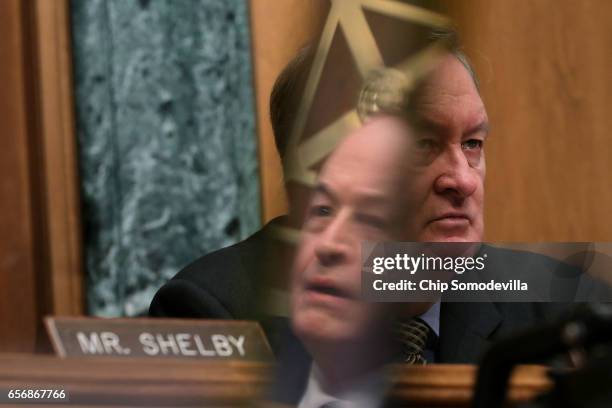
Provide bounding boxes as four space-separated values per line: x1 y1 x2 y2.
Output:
45 317 273 360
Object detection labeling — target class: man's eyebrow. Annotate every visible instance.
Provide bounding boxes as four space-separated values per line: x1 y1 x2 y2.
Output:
413 116 490 137
413 117 443 134
465 121 490 137
313 182 338 203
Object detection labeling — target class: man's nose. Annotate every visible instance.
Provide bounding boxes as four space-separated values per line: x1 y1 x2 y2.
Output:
314 212 353 267
433 146 479 201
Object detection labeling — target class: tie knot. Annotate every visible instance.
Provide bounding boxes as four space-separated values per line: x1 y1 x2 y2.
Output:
395 318 431 364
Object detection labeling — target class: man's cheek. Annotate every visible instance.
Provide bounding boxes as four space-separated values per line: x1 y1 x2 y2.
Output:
289 261 309 304
291 243 315 279
480 153 486 178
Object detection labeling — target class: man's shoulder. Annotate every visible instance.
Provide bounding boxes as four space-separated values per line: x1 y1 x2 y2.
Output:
483 244 586 295
149 221 276 319
482 244 581 313
484 244 612 302
172 227 264 286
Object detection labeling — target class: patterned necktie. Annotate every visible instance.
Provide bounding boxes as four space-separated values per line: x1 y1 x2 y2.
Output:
395 318 431 365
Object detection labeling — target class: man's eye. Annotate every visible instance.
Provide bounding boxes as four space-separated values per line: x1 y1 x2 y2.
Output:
462 139 483 150
357 214 386 229
310 205 332 217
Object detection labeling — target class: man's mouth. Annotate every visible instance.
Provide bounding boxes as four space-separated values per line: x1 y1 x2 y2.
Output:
429 212 471 227
304 278 356 302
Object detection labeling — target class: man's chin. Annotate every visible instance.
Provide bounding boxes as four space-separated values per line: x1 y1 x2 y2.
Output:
291 309 361 345
429 236 476 243
419 229 483 243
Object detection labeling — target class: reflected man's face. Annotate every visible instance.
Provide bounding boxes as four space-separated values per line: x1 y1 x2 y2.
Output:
290 55 488 344
290 116 415 344
404 54 488 243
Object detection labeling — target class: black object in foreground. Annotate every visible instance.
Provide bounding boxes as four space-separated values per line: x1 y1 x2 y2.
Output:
472 303 612 408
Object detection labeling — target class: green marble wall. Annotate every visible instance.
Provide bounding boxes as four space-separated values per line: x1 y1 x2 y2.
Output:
70 0 260 316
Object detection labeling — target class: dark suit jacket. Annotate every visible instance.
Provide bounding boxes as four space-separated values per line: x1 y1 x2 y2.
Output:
149 220 275 320
149 218 293 352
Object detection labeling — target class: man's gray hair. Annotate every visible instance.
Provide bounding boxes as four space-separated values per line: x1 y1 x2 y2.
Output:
430 27 479 90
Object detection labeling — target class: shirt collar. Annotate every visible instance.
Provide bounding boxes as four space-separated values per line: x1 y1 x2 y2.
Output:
298 363 389 408
418 301 441 337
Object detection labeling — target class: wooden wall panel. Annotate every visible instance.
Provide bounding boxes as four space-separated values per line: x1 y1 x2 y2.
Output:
0 0 83 352
249 0 329 223
32 0 84 316
0 0 40 352
446 0 612 241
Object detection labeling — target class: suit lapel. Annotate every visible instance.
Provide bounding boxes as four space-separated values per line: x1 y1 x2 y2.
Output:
438 301 502 363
